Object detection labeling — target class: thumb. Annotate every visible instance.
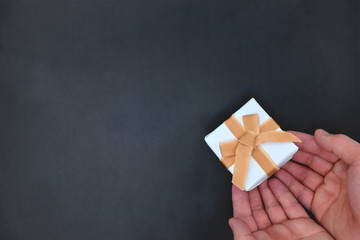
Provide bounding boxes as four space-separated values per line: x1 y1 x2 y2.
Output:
229 218 256 240
314 129 360 165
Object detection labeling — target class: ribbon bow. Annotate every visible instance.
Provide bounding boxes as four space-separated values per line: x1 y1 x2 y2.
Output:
219 114 301 190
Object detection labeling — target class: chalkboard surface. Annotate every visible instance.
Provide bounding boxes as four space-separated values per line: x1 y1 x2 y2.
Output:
0 0 359 239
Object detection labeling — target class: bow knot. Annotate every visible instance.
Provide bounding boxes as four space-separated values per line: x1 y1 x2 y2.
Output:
238 130 257 147
219 114 301 190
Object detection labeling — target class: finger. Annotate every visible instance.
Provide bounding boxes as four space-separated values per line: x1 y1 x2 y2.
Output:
258 180 288 224
248 188 271 230
281 161 324 191
229 218 256 240
232 185 258 232
268 178 309 219
314 129 360 166
292 150 333 176
275 169 314 209
289 131 338 163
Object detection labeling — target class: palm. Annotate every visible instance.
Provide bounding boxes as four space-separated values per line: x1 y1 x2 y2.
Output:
230 130 360 240
248 219 332 240
277 131 360 239
230 181 333 240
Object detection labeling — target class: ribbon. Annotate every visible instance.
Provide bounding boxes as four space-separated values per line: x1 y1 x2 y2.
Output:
219 114 301 190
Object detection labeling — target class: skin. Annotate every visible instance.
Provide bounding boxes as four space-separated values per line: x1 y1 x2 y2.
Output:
229 129 360 240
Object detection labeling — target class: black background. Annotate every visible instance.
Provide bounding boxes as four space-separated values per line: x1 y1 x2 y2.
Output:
0 0 359 239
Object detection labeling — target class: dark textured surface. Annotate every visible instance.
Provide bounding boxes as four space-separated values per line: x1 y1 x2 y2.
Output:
0 0 359 239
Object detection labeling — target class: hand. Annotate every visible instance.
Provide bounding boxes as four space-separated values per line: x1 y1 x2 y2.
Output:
271 129 360 239
229 180 333 239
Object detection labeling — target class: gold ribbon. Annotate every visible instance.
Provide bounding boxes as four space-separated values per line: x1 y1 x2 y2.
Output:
220 114 301 190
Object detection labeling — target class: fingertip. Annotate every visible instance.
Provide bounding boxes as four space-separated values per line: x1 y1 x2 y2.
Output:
314 130 360 164
228 217 236 229
228 218 237 235
232 184 249 203
274 168 285 178
268 177 280 187
228 217 254 238
258 179 268 189
268 178 285 193
315 129 330 137
228 218 232 229
232 184 243 195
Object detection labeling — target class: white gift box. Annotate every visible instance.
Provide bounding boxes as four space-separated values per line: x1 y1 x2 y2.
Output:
204 98 298 191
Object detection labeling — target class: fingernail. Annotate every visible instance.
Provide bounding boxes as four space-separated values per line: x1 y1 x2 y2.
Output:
318 129 329 136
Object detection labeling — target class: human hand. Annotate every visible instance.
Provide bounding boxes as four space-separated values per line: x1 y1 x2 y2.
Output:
229 180 333 239
271 129 360 239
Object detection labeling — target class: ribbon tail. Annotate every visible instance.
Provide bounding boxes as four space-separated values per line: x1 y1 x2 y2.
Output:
232 145 252 190
256 131 301 146
259 117 280 132
252 146 279 177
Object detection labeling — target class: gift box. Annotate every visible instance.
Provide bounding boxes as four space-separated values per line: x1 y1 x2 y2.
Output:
204 98 300 191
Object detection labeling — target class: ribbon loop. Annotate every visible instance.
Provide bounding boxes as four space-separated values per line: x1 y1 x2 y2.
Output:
224 115 245 139
220 114 301 190
219 140 238 157
242 114 260 133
